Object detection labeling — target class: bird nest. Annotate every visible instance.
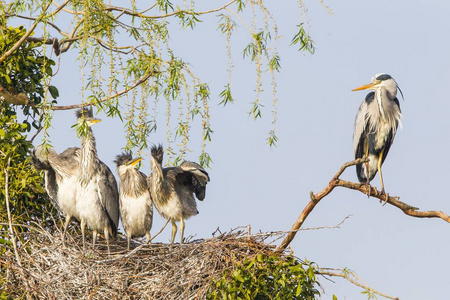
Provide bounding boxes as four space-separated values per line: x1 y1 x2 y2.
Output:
2 225 284 299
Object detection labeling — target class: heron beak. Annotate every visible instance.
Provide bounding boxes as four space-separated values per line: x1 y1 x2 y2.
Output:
129 157 143 166
86 118 101 126
352 82 378 91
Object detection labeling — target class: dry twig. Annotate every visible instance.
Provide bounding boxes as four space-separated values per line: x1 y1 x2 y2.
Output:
317 268 399 300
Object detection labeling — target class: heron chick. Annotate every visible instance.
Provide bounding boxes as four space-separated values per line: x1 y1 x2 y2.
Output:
75 107 119 253
353 73 402 194
147 144 210 244
31 146 81 245
115 152 153 250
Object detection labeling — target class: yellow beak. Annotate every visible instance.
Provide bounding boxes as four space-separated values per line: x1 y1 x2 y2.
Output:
130 157 143 166
352 82 378 91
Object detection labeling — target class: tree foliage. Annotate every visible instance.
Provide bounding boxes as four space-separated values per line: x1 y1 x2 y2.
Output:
0 25 59 244
208 254 320 300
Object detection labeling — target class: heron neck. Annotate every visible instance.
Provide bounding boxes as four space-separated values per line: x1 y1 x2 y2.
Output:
375 88 387 121
121 169 147 197
150 158 165 199
80 128 99 179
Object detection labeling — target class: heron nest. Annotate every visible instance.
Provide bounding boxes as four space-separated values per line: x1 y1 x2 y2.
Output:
2 224 285 299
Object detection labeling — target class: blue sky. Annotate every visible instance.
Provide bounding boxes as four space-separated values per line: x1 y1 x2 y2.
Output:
28 1 450 298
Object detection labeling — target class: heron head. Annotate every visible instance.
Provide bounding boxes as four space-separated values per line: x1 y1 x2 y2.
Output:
352 73 402 100
150 144 164 165
114 151 142 168
75 107 101 126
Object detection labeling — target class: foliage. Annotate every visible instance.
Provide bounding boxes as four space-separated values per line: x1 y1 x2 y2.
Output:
0 102 55 243
207 254 320 300
0 25 58 250
0 25 58 128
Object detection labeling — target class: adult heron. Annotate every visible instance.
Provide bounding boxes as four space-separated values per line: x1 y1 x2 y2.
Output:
32 146 81 245
115 152 153 250
75 107 119 253
353 73 403 194
147 144 210 244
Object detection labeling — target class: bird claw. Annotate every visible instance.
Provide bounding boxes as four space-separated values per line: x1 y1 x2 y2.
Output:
365 182 372 198
381 191 389 206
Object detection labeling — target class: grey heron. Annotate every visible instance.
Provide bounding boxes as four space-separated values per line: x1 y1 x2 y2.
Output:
147 144 210 244
353 73 403 194
31 146 81 245
75 107 119 253
115 152 153 250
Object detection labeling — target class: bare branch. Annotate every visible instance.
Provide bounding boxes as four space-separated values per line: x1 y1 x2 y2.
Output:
5 14 69 37
4 156 22 267
317 268 399 300
276 158 450 253
0 87 30 105
105 0 238 19
51 72 153 110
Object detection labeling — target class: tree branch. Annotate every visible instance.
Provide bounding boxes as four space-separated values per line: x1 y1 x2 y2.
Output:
0 1 54 63
317 268 399 300
4 157 22 267
51 71 153 110
276 158 450 254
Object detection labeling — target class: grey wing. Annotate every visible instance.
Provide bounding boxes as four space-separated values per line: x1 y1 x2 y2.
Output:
180 161 210 184
180 161 210 201
98 161 120 236
47 147 81 178
353 100 368 158
30 149 60 210
44 169 59 206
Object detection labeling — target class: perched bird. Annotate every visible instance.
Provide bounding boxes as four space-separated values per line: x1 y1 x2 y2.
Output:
147 144 210 244
353 73 403 194
115 152 153 250
31 146 81 245
75 107 119 253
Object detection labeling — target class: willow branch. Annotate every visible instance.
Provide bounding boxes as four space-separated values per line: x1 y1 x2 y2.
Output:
51 72 153 110
5 14 69 37
317 268 398 300
105 0 238 19
276 158 450 254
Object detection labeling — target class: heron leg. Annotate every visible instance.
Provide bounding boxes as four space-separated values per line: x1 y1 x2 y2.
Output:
62 214 71 247
81 218 86 251
93 229 98 250
179 218 185 244
145 232 151 244
377 149 389 204
104 227 110 254
170 220 177 245
364 142 372 197
127 234 131 251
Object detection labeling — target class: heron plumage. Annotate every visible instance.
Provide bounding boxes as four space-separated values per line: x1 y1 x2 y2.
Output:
353 73 402 190
115 152 153 250
75 107 119 253
148 144 210 244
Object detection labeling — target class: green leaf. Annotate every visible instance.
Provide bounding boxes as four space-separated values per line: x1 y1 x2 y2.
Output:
296 283 302 296
48 85 59 99
233 270 245 283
